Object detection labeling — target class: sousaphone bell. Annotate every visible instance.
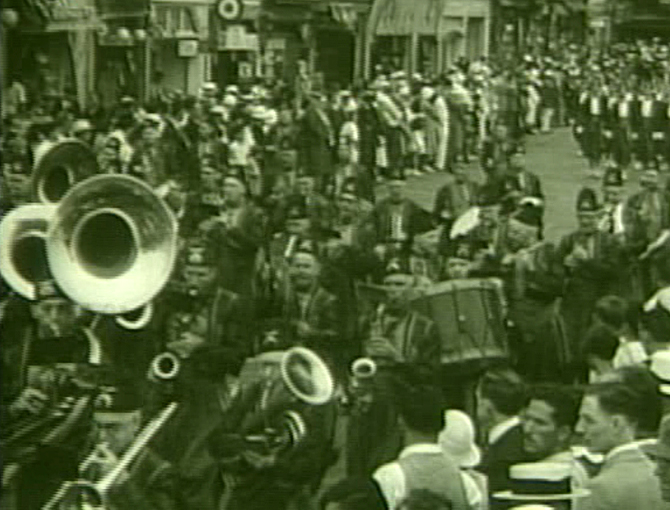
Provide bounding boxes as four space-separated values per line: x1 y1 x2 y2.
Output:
46 174 178 315
0 204 57 300
32 140 99 204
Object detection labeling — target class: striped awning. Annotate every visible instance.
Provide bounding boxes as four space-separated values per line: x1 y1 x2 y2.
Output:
369 0 444 36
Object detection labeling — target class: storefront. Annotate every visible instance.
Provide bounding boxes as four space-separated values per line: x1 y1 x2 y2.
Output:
212 0 261 86
150 0 212 96
5 0 101 109
365 0 490 78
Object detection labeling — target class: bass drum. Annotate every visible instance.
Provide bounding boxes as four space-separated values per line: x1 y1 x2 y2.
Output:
411 278 509 365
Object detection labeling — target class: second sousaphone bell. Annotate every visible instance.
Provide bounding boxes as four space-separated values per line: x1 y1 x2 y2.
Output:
32 140 100 204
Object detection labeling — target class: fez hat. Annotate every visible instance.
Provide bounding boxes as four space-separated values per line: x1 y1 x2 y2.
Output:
94 380 142 413
182 238 215 268
384 255 411 276
494 462 590 502
576 187 599 213
512 201 543 229
603 165 624 187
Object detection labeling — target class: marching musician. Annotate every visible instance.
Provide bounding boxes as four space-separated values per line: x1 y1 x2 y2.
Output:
207 345 337 510
272 239 340 363
556 188 624 380
370 176 434 260
495 201 570 382
80 381 179 510
1 280 99 510
200 167 265 300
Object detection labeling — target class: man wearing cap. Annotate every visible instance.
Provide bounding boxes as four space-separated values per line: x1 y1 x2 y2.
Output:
496 202 569 381
370 177 434 260
1 279 99 510
432 163 479 255
575 381 667 510
557 188 624 378
82 382 179 510
272 240 339 361
298 91 335 193
201 168 265 300
71 118 95 147
362 257 439 366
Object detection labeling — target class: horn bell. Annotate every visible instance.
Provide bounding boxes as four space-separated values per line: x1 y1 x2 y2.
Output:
280 347 334 405
47 175 178 314
0 204 57 300
32 139 100 204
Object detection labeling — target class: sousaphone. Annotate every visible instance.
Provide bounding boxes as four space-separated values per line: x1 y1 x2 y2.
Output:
46 174 179 315
0 204 57 300
32 139 100 204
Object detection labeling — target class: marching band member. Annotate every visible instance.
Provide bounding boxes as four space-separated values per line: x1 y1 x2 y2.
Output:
557 187 624 380
81 381 178 510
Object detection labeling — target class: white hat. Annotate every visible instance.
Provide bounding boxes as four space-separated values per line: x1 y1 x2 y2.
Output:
249 105 267 120
222 94 238 107
438 410 481 468
494 463 590 502
264 108 278 125
72 119 93 133
650 350 670 395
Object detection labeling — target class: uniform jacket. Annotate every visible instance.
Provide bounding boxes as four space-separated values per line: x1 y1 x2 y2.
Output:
432 176 479 224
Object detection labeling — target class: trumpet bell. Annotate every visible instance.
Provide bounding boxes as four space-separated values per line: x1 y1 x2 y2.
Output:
351 357 377 380
0 204 57 300
32 140 100 204
47 175 178 314
280 347 334 405
150 351 181 380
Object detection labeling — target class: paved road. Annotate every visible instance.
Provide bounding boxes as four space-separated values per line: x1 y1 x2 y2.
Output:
392 127 639 242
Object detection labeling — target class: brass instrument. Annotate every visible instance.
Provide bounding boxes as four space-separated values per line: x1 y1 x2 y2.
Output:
43 402 178 510
150 351 181 381
351 357 377 381
32 140 100 204
0 204 56 300
46 174 178 315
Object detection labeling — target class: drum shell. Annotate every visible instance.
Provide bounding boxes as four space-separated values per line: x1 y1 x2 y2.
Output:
411 278 509 365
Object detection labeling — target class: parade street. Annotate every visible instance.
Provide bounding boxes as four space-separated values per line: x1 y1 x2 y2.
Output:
400 126 640 242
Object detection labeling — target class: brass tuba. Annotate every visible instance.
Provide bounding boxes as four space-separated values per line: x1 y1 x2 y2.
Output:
150 351 181 381
32 140 100 204
280 346 335 406
0 204 57 300
46 174 178 315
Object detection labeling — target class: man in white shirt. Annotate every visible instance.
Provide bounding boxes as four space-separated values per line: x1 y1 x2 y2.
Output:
575 381 667 510
373 381 469 510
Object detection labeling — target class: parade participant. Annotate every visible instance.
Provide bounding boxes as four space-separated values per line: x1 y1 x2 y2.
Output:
575 381 667 510
475 367 529 507
432 163 479 254
627 168 670 296
290 173 335 236
98 134 126 174
357 90 384 201
439 236 486 281
70 118 95 147
599 165 626 236
584 81 606 178
80 381 179 510
497 201 569 382
374 76 408 180
592 296 647 370
273 239 339 362
363 257 439 365
421 81 449 172
466 184 503 251
520 385 588 488
370 177 434 260
127 113 168 187
502 149 544 203
557 187 623 379
1 280 99 510
201 167 265 300
373 381 469 510
207 346 337 510
480 122 514 179
298 91 336 193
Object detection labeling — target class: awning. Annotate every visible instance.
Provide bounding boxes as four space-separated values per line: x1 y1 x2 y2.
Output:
20 0 102 31
368 0 443 36
96 0 149 20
